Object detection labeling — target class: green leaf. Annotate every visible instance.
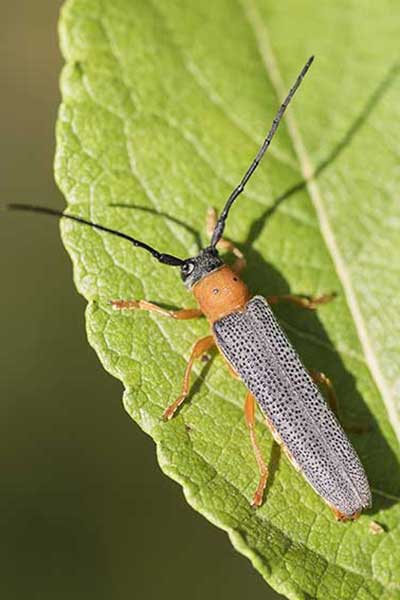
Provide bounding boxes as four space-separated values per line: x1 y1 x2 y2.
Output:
56 1 400 598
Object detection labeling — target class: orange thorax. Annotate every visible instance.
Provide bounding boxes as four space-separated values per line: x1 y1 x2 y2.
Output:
192 265 251 323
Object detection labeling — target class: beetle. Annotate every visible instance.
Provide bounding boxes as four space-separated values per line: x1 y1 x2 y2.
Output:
8 56 371 520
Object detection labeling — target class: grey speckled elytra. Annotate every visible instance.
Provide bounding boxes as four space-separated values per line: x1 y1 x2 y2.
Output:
214 296 371 517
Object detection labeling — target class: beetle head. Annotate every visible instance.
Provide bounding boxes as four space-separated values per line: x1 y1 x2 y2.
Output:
180 246 223 289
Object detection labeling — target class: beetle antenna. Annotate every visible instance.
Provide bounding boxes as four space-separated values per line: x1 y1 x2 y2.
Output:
7 203 185 266
211 56 314 247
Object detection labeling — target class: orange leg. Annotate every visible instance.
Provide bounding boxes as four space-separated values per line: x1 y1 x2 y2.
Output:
333 507 361 522
244 391 269 508
310 369 367 434
267 293 335 310
111 299 202 320
163 336 215 420
310 370 338 414
207 207 246 274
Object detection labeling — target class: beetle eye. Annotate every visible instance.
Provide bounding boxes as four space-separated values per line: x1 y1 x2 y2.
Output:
182 262 194 275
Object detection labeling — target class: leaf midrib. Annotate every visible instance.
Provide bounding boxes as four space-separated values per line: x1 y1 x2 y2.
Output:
239 0 400 442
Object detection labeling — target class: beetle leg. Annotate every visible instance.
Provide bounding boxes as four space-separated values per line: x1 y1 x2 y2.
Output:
206 207 246 274
310 369 338 413
310 370 367 434
111 299 202 320
244 391 269 508
332 507 361 522
267 293 335 310
163 336 215 420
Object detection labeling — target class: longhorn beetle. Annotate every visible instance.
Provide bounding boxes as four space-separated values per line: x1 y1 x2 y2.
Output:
8 56 371 520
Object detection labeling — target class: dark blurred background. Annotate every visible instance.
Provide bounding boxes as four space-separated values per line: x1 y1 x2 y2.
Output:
0 3 282 599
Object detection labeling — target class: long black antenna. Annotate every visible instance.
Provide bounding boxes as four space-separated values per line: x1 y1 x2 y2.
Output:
211 56 314 247
7 203 184 266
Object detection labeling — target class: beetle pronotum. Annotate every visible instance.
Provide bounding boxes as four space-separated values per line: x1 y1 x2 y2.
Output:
9 56 371 520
